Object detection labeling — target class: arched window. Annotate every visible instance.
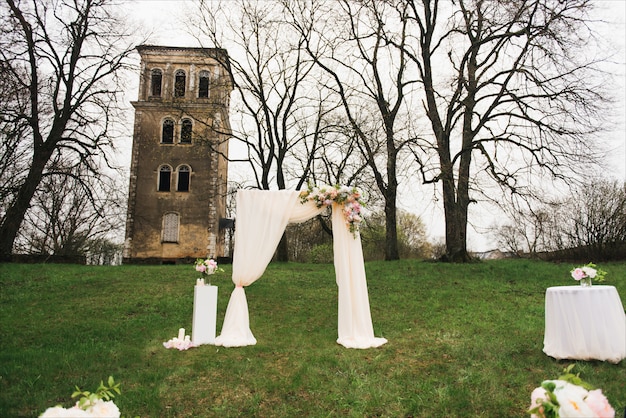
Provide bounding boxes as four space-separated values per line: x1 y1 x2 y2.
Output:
158 165 172 191
177 165 191 192
162 119 174 143
151 69 162 97
174 70 186 97
180 119 193 143
162 212 179 243
198 70 210 98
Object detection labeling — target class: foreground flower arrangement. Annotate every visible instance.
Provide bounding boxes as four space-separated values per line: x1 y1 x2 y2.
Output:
40 376 121 418
529 365 614 418
570 262 606 287
299 184 363 237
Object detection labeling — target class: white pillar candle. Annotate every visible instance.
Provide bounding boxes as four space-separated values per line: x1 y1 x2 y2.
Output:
184 335 190 342
178 328 185 340
196 279 201 286
200 278 205 286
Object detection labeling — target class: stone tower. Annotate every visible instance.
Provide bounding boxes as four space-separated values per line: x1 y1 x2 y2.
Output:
123 45 231 264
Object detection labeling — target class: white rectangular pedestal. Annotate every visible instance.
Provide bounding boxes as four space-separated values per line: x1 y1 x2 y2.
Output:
192 285 218 346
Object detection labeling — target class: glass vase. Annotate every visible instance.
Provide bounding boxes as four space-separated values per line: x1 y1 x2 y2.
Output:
579 277 592 287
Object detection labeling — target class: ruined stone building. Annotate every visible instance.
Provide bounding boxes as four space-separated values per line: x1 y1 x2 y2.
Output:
123 45 232 264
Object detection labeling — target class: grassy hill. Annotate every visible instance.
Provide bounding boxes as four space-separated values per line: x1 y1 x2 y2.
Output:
1 259 625 417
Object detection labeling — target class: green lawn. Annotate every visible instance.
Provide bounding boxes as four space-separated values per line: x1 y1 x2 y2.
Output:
1 259 625 417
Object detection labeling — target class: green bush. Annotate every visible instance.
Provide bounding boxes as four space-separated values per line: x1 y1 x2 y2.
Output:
308 243 334 263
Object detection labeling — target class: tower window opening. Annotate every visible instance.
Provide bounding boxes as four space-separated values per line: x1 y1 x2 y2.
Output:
151 69 162 97
175 70 186 98
180 118 192 143
162 119 174 143
158 165 172 191
177 165 190 192
198 70 210 98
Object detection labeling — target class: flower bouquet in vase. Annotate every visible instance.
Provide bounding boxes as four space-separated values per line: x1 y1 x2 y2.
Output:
194 258 222 286
570 263 606 287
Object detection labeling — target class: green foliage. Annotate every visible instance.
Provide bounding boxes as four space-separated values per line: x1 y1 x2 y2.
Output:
72 376 121 410
0 260 624 417
558 364 595 390
308 243 334 263
361 209 431 260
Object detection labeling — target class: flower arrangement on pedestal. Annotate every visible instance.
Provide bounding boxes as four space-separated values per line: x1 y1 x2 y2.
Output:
299 184 363 237
40 376 122 418
570 262 606 287
194 257 223 286
529 365 614 418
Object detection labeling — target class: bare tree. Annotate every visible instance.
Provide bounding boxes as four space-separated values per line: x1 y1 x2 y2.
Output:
0 14 30 225
552 179 626 260
15 162 126 260
287 0 422 260
493 179 626 260
191 0 369 261
399 0 612 261
191 0 321 191
0 0 137 259
491 203 552 256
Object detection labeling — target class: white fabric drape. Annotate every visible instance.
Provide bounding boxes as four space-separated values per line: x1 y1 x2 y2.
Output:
214 189 387 349
332 203 387 348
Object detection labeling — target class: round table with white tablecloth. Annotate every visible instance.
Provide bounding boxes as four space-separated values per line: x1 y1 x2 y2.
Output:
543 285 626 363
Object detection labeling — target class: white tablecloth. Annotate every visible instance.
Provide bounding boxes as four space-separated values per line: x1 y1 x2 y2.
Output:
543 285 626 363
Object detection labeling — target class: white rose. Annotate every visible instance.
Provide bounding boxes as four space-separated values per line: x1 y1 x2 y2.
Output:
40 406 71 417
547 380 597 418
581 266 597 278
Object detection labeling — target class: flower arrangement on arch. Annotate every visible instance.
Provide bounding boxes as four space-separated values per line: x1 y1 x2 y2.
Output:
570 262 606 285
299 184 363 237
528 365 614 418
40 376 122 418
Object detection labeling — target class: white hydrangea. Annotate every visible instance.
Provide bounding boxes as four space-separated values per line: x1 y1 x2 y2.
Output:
40 406 91 417
86 399 121 418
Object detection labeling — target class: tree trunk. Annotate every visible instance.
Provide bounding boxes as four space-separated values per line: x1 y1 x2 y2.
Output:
441 200 471 262
439 152 471 263
0 148 51 259
384 184 400 261
276 232 289 262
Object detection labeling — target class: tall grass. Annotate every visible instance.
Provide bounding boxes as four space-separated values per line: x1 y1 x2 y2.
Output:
1 259 625 417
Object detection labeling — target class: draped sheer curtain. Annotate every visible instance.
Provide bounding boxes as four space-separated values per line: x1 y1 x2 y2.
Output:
214 189 387 349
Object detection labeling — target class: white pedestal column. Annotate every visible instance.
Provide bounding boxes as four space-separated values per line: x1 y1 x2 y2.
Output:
192 285 218 346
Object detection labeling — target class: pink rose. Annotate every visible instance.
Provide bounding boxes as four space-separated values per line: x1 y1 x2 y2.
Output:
585 389 615 418
195 264 207 273
571 268 586 281
529 386 548 418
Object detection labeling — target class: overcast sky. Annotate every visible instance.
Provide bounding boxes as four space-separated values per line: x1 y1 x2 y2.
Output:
121 0 626 251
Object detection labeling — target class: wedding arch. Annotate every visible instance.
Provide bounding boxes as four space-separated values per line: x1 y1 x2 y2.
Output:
214 188 388 349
